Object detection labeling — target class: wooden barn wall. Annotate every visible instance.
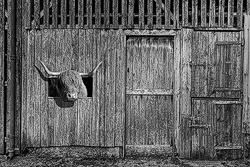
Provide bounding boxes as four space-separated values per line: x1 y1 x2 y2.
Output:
21 29 126 149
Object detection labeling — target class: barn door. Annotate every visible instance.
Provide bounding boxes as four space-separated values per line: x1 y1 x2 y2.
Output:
126 37 174 151
190 42 243 159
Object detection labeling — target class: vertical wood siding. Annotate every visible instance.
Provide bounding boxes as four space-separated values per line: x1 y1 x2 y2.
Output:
0 0 4 154
21 29 126 149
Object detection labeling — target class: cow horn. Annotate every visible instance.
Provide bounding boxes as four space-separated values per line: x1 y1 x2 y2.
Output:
79 61 102 77
39 60 63 77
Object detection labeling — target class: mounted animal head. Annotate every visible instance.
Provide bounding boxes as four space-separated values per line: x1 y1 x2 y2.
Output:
35 61 102 102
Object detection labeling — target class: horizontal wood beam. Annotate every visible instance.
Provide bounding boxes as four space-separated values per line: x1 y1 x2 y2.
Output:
126 89 173 96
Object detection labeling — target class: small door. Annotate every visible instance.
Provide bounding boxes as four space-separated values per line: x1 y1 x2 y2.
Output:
190 42 243 159
126 37 174 146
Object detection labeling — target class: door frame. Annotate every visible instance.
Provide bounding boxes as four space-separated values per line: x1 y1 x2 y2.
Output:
122 30 177 157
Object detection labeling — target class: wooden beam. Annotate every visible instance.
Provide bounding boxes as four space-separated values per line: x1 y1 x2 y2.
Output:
126 89 173 96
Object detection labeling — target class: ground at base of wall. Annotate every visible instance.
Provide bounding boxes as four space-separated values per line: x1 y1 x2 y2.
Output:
1 156 250 167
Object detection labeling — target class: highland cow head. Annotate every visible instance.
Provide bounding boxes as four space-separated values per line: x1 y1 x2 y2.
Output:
35 61 102 102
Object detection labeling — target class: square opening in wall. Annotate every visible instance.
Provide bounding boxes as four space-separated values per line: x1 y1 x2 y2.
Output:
48 77 93 98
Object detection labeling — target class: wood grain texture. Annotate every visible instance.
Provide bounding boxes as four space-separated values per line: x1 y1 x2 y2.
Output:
156 0 161 29
69 0 75 28
43 0 49 28
52 0 58 28
122 0 127 28
104 0 110 28
34 0 40 29
87 0 92 28
147 0 153 29
209 0 215 27
201 0 206 27
61 0 67 28
0 0 4 154
165 0 170 28
95 0 101 28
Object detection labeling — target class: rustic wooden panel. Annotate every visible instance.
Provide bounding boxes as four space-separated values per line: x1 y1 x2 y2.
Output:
113 0 118 28
139 0 145 29
0 0 4 154
192 0 198 27
174 0 179 28
126 36 174 147
128 0 134 28
61 0 67 28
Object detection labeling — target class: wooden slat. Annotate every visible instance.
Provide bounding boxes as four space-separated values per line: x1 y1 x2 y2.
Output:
105 30 116 146
122 0 127 28
47 30 56 146
209 0 215 27
219 0 225 27
237 0 243 28
115 30 125 146
156 0 161 29
52 0 58 28
33 30 42 147
99 30 107 146
228 0 233 27
182 0 188 27
34 0 40 29
174 0 179 28
147 0 153 29
24 0 31 29
201 0 206 27
69 0 75 28
212 100 242 105
61 0 66 28
40 30 49 147
128 0 134 28
104 0 110 28
138 0 144 29
113 0 118 28
127 89 173 95
165 0 170 28
87 0 92 28
193 0 198 27
95 0 101 28
0 0 4 154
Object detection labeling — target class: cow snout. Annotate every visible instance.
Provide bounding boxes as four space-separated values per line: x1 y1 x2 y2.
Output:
67 93 77 100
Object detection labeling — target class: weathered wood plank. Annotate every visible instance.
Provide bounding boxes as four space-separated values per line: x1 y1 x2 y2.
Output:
228 0 233 27
34 0 40 29
24 0 31 29
201 0 206 27
237 0 243 28
128 0 134 28
87 0 92 28
209 0 215 27
113 0 118 28
26 30 35 147
52 0 58 28
34 30 42 147
122 0 127 28
47 30 56 146
182 0 188 27
15 0 22 153
43 0 49 28
95 0 101 28
0 0 4 154
156 0 161 29
147 0 153 29
175 0 179 28
61 0 67 28
193 0 198 27
126 89 173 95
219 0 225 27
104 0 110 28
165 0 170 28
69 0 75 28
40 30 49 147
